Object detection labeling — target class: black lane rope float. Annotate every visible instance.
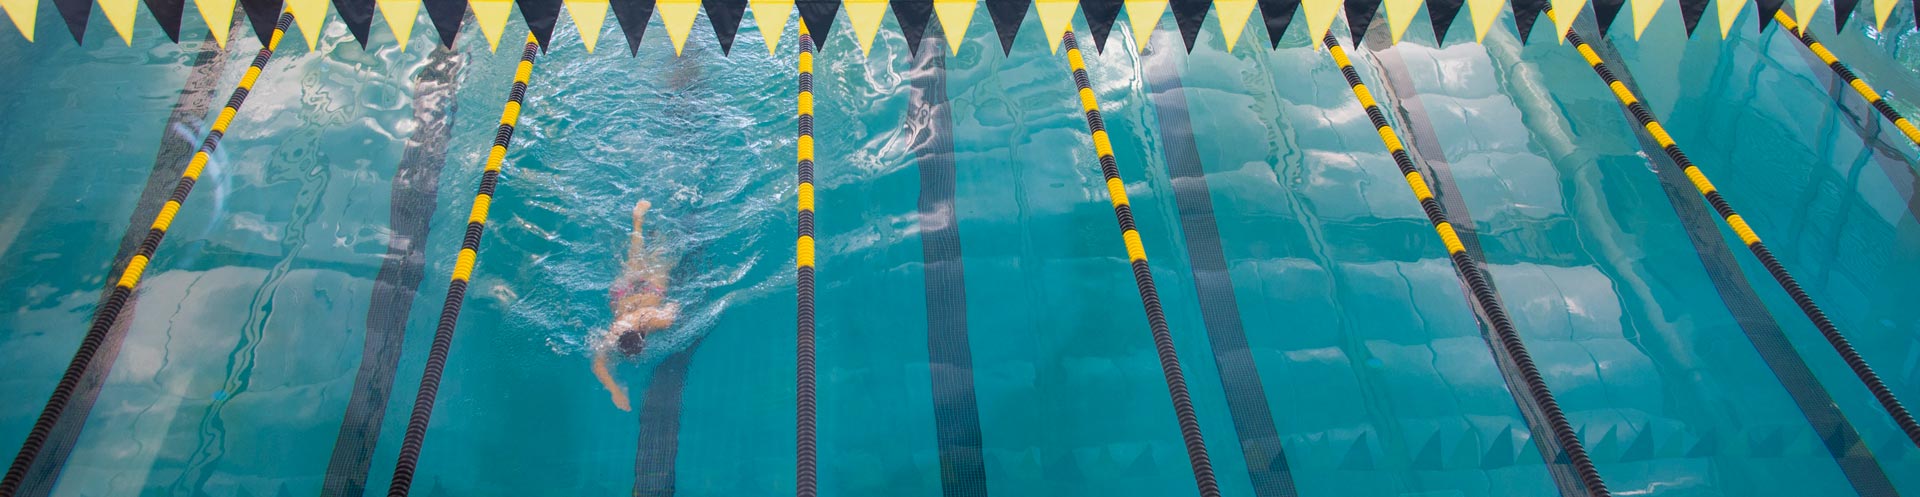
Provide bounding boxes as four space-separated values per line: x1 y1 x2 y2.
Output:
0 12 294 497
1774 12 1920 150
1552 10 1920 448
1319 32 1613 497
795 23 819 497
1060 31 1221 497
383 34 538 497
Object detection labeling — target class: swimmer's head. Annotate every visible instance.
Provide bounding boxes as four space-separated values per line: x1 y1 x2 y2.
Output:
616 330 645 357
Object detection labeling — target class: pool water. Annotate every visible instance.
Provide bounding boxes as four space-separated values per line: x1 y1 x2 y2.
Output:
1 2 1919 496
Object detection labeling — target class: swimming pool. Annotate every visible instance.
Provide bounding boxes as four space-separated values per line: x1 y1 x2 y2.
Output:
2 2 1919 496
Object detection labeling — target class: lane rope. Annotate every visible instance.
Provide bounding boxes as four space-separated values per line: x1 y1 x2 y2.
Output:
1060 31 1222 497
1554 10 1920 448
383 34 539 497
1319 32 1614 497
795 23 819 497
0 12 294 497
1774 12 1920 150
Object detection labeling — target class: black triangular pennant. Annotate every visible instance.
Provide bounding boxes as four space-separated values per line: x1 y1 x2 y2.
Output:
424 0 465 47
610 0 655 54
1755 0 1783 30
1081 0 1122 52
239 0 285 46
798 0 839 48
704 0 746 54
144 0 188 41
53 0 89 42
332 0 375 46
1678 0 1709 35
1592 0 1625 35
986 0 1028 54
1511 0 1546 42
1343 0 1380 44
518 0 563 49
891 0 933 54
1257 0 1298 48
1834 0 1859 29
1170 0 1209 51
1427 0 1463 42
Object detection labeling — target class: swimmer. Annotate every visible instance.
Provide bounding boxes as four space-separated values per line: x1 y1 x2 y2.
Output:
593 199 681 411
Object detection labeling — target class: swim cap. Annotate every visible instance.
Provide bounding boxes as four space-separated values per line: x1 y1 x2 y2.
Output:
617 331 645 356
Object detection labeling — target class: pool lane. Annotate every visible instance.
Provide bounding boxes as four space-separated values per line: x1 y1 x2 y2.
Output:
322 42 463 497
3 23 238 497
1611 12 1920 493
0 11 447 497
796 15 946 497
943 10 1257 497
1355 12 1895 495
1147 15 1568 497
1139 25 1300 497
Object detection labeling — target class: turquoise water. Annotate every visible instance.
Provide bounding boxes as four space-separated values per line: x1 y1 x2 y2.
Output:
1 2 1918 496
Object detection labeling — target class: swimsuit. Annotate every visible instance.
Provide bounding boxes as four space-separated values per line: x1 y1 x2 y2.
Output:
611 277 665 302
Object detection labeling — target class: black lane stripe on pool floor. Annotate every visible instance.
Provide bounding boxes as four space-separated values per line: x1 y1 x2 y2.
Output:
634 340 700 497
16 24 238 497
1357 31 1587 496
1138 33 1298 497
634 237 717 496
320 45 465 497
1582 33 1897 496
908 28 989 497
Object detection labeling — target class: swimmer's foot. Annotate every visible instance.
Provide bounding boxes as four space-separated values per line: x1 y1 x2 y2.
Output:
632 200 651 224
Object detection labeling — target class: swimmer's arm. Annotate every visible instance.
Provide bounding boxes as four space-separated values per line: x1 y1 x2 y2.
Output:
639 303 682 331
593 348 632 411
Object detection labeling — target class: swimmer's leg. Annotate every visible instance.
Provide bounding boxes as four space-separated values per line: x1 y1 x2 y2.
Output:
625 200 652 272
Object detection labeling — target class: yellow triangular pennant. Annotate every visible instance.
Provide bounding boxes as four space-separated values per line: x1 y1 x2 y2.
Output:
1125 0 1164 51
289 0 329 49
658 0 698 55
1630 0 1659 38
1383 0 1422 44
1791 0 1816 32
100 0 138 43
1551 0 1584 43
847 0 887 55
1466 0 1504 42
86 0 138 44
1035 0 1075 53
750 0 791 54
1301 0 1338 48
470 0 512 51
0 0 31 41
1717 0 1746 37
1216 0 1255 51
566 0 609 52
1873 0 1895 30
378 0 420 50
196 0 239 47
933 0 975 55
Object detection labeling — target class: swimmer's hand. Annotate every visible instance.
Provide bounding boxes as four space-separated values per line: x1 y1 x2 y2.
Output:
611 387 632 411
593 348 632 411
